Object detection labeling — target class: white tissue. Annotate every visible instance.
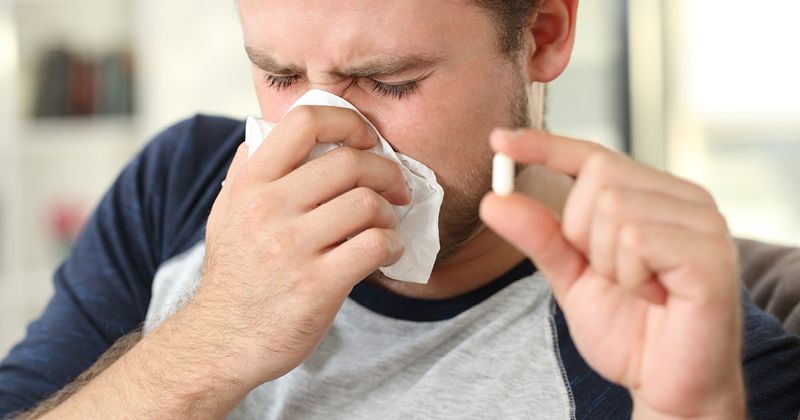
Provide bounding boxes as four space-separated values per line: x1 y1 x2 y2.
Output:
244 89 444 284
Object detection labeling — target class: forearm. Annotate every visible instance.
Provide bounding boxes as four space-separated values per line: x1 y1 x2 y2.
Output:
33 304 249 419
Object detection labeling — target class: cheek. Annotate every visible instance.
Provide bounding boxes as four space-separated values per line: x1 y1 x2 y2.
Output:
251 70 303 122
371 76 507 184
256 94 299 123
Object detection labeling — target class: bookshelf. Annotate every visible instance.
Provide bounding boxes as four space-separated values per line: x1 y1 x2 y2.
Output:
0 0 141 354
0 0 256 355
2 0 139 269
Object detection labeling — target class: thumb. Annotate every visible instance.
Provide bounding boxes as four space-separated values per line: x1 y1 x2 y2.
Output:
218 141 250 195
225 141 250 184
480 192 586 302
212 141 250 210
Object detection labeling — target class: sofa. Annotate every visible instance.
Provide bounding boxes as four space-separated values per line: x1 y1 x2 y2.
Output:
738 238 800 335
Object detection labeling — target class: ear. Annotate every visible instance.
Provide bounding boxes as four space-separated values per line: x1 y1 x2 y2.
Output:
524 0 579 83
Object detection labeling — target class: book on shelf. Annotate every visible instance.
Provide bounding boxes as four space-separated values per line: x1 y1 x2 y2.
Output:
33 47 135 118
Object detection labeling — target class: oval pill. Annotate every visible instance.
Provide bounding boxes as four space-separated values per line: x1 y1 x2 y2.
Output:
492 153 515 196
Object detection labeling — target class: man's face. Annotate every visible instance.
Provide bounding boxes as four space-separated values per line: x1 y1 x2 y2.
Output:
239 0 531 263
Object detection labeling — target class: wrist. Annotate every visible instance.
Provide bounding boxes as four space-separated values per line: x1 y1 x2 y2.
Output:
142 297 256 404
46 305 252 419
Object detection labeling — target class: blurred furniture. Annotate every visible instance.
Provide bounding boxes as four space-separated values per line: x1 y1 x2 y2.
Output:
738 238 800 335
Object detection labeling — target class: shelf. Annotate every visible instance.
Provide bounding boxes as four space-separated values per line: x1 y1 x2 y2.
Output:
21 114 135 130
16 115 139 156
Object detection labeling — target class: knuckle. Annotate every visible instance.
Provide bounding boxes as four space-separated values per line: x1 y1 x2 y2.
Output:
597 189 625 219
390 160 406 185
264 179 289 203
360 229 393 260
226 175 247 198
262 226 298 257
582 150 616 178
562 220 583 248
353 187 382 217
285 105 317 128
357 116 377 140
723 240 740 271
619 223 647 252
330 146 360 167
682 256 712 281
240 184 284 219
685 181 715 204
706 210 730 234
228 170 260 200
561 216 585 250
384 205 398 228
240 194 269 221
561 201 587 249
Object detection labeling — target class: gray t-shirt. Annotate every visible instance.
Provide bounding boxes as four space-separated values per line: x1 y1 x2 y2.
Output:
144 243 573 419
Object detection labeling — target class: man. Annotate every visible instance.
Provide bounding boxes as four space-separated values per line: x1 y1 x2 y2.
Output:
1 0 799 418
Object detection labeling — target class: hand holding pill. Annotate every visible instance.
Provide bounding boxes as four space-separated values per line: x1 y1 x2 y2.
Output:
479 128 745 419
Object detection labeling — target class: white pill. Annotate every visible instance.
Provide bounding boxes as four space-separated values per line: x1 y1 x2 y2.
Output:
492 153 515 196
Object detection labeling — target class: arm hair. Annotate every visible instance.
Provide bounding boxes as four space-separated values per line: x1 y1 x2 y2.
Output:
11 328 143 419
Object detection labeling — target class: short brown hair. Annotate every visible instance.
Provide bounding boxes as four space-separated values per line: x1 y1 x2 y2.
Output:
470 0 544 56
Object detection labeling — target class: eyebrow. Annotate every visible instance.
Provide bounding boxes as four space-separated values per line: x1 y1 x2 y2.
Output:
245 46 305 74
244 45 444 78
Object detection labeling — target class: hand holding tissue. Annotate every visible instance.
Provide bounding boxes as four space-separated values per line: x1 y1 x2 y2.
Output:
244 89 444 284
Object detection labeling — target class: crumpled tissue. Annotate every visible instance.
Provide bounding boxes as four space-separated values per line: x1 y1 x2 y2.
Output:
244 89 444 284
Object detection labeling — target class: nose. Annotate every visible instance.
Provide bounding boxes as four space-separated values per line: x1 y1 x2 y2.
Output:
304 75 355 100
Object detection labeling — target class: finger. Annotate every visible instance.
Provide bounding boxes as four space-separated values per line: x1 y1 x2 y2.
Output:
613 224 676 305
247 106 379 183
226 142 250 181
489 128 604 177
480 191 587 303
615 223 738 305
303 187 397 251
217 142 250 201
490 128 714 205
282 147 411 210
561 153 716 253
321 228 404 289
589 188 728 279
489 128 716 254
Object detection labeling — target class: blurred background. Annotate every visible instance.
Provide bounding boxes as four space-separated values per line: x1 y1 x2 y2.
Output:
1 0 799 356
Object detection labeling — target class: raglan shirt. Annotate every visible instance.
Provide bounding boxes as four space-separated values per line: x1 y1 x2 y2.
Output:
0 115 799 419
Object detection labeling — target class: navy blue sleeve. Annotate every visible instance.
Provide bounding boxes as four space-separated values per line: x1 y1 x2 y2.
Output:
0 115 243 417
741 293 800 419
557 290 800 420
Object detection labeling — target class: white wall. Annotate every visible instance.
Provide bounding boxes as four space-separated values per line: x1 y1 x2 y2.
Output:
135 0 258 141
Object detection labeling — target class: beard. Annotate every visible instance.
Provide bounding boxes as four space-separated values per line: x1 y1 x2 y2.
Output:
433 80 532 262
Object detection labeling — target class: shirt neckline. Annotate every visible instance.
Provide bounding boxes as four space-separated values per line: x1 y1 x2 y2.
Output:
348 259 537 322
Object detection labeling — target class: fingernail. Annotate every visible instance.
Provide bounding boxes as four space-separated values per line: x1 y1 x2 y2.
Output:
491 128 525 142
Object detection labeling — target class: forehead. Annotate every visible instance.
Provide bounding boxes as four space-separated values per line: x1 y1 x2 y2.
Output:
238 0 497 66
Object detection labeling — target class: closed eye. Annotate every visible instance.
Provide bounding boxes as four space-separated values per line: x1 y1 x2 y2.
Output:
262 73 420 100
262 73 299 90
367 80 418 100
